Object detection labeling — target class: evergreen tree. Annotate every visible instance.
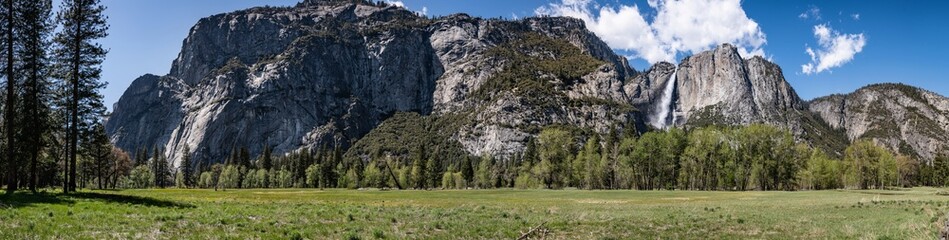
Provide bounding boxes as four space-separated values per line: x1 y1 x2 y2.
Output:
180 145 193 188
259 145 272 170
523 137 538 166
425 150 440 189
460 155 474 186
318 147 333 189
411 144 426 189
333 146 343 186
135 146 147 166
603 127 619 189
239 146 251 168
296 149 311 187
236 146 250 188
162 150 171 188
2 0 17 194
53 0 109 193
516 138 538 187
17 0 54 193
151 146 160 187
88 122 110 189
932 154 949 186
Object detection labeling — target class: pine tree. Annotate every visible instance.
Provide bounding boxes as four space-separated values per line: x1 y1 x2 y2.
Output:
150 146 157 186
2 0 18 194
411 144 426 189
332 146 343 187
260 145 272 170
425 150 440 189
318 146 332 189
53 0 109 193
135 146 147 166
225 147 236 165
237 146 250 188
603 127 619 189
460 155 474 186
180 145 193 188
239 146 251 168
15 0 54 193
88 122 110 189
523 137 537 166
162 149 171 188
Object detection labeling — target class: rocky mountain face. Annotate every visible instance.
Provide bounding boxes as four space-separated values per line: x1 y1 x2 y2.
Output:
106 0 945 166
627 44 848 154
107 0 641 165
809 84 949 162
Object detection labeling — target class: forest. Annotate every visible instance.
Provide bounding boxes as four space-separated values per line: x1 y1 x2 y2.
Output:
115 124 948 192
0 0 111 194
2 0 947 194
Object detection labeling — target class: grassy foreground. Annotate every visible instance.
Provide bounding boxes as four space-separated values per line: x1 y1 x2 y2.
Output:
1 188 948 239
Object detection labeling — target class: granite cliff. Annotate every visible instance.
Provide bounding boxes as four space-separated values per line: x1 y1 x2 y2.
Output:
106 0 946 166
809 84 949 162
107 0 641 165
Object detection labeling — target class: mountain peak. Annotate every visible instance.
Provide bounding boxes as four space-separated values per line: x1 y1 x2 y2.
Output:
108 0 637 165
809 82 949 161
299 0 366 5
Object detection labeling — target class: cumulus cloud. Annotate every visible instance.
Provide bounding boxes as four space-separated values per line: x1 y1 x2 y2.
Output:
801 24 866 74
384 0 405 8
798 6 821 20
535 0 766 64
384 1 426 16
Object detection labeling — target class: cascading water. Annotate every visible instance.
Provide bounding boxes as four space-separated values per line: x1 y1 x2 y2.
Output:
649 67 678 130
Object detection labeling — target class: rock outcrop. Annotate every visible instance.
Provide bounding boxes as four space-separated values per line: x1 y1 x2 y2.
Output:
107 0 945 167
809 84 949 162
106 0 640 165
629 44 847 154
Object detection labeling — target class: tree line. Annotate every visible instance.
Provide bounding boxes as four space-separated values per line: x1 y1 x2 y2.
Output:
1 0 111 194
144 124 945 191
2 0 944 193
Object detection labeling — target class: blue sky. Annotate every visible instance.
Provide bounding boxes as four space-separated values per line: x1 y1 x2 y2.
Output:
92 0 948 110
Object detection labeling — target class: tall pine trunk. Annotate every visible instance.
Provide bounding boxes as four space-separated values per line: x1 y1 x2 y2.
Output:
66 0 83 193
4 0 17 194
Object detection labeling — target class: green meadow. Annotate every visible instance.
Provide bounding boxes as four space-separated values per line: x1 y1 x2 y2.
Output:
1 188 948 239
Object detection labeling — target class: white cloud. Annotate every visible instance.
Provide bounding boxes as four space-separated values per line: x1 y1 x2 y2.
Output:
384 0 405 8
801 24 866 74
383 1 426 16
417 6 428 16
535 0 766 64
851 13 860 21
799 6 821 20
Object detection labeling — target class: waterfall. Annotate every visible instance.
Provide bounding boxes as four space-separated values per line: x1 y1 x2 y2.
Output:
649 67 677 130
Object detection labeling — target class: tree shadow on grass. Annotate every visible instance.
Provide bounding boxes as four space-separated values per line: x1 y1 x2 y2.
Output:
0 191 194 209
0 192 75 208
70 192 195 209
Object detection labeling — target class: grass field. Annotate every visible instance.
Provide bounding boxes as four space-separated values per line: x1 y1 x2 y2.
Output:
2 188 949 239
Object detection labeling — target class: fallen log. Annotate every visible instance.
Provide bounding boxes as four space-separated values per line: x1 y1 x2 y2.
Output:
517 221 548 240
